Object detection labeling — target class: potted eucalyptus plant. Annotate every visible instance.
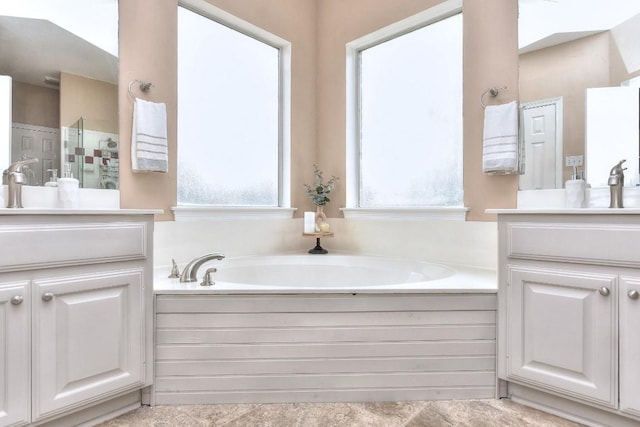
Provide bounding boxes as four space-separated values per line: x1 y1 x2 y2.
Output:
304 164 339 232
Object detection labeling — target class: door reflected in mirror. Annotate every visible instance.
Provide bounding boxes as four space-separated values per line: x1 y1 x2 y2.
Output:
0 0 118 189
518 0 640 190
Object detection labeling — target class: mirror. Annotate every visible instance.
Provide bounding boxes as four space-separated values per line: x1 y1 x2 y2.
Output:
518 0 640 190
0 0 119 188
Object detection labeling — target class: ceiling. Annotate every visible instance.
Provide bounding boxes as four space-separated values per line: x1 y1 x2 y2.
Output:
0 15 118 89
519 0 640 53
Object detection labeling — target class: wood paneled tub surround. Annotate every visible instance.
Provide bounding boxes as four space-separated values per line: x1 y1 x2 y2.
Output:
152 254 497 405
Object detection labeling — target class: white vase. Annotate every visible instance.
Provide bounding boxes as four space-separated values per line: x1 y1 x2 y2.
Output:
315 205 327 232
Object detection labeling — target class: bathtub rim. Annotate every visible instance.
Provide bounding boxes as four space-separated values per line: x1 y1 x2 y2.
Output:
154 252 497 295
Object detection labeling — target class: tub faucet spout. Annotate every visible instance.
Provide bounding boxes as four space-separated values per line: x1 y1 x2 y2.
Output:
179 253 225 283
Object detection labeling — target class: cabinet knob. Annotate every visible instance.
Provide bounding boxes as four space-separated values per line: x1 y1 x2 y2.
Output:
629 289 640 300
10 295 23 305
599 287 611 297
42 292 54 302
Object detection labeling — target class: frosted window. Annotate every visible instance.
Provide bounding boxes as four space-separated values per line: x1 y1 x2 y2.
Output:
177 7 280 206
359 13 463 207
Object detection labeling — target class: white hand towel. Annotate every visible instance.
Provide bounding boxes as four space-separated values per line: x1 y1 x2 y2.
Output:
131 98 168 173
482 100 519 174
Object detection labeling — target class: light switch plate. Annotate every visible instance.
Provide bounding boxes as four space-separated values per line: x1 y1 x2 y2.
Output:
566 155 584 167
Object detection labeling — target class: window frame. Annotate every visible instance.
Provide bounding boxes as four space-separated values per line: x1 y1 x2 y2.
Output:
175 0 293 220
344 0 467 220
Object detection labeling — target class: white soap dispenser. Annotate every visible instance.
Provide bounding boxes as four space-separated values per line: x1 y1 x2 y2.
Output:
565 165 586 208
58 164 79 208
44 168 58 187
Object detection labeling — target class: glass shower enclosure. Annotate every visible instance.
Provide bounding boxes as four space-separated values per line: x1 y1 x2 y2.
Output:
65 117 119 189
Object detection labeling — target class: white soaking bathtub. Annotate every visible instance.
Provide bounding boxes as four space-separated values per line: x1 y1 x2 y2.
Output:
154 253 496 293
153 254 497 405
214 254 452 287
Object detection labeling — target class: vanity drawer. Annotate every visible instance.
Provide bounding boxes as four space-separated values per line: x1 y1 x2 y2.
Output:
507 222 640 267
0 222 148 272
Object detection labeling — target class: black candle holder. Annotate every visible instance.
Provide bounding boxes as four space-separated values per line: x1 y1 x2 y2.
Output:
303 232 334 254
308 237 328 254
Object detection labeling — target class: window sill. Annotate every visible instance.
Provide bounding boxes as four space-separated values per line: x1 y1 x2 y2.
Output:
341 207 469 221
171 206 297 221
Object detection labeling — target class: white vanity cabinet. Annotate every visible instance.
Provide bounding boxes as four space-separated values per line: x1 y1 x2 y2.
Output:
33 269 145 420
0 211 155 427
619 275 640 418
0 281 30 426
495 211 640 426
505 266 617 406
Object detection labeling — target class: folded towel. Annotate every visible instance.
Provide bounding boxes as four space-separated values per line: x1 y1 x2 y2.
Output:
131 98 168 173
482 100 519 174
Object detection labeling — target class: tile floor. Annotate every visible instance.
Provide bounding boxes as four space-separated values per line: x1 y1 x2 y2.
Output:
97 399 583 426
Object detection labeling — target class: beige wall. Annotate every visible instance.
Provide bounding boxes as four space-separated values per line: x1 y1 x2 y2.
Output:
461 0 519 220
60 72 118 132
11 81 59 128
119 0 519 221
119 0 177 221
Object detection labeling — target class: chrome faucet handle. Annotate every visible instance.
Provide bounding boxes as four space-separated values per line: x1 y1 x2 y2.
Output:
7 158 39 173
608 159 627 179
168 259 181 278
200 268 217 286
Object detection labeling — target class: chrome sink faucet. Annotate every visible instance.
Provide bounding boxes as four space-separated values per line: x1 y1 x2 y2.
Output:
3 158 39 208
608 159 626 208
179 253 225 283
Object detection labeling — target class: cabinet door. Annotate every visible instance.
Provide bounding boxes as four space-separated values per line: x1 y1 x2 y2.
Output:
506 266 617 407
0 282 30 427
620 276 640 417
32 269 145 421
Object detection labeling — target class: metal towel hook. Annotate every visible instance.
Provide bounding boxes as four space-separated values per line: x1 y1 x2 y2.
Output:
480 86 508 108
128 79 153 101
